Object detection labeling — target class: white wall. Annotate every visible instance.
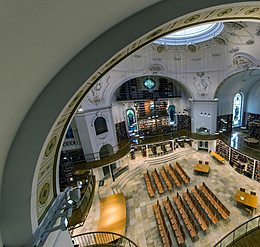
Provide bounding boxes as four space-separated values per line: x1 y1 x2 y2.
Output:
191 101 218 134
246 80 260 114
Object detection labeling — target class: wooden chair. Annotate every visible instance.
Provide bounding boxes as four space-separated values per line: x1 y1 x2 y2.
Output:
240 188 246 192
250 191 256 196
205 161 209 165
199 160 203 164
245 208 252 214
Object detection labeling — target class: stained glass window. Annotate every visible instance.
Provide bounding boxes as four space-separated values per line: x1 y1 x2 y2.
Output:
143 78 156 89
169 106 175 124
127 109 136 131
233 93 242 126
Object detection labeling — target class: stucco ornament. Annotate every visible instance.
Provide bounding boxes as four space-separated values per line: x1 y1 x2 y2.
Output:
193 72 212 98
88 74 110 105
233 56 256 70
147 63 165 74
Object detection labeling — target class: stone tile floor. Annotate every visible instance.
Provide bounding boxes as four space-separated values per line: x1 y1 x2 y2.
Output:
73 147 260 246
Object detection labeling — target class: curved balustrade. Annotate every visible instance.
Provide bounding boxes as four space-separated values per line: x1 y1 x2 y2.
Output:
71 231 138 247
68 170 96 228
214 215 260 246
73 128 260 170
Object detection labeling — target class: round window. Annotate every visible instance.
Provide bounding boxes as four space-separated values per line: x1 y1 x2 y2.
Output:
143 78 156 89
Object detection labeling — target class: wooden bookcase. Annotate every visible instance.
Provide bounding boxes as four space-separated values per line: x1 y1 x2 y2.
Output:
254 161 260 182
216 140 229 161
177 115 191 131
115 121 127 142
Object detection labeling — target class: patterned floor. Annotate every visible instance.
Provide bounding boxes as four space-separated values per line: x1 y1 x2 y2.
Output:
72 146 260 247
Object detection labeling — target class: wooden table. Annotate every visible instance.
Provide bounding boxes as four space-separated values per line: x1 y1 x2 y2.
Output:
194 164 210 174
234 190 258 209
244 138 259 147
210 152 225 163
97 192 126 242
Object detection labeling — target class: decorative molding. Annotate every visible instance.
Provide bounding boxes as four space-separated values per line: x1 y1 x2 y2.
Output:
88 74 110 106
193 72 212 98
233 55 256 70
147 63 165 74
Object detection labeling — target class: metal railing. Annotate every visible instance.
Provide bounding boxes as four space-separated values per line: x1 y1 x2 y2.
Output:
214 214 260 246
72 231 138 247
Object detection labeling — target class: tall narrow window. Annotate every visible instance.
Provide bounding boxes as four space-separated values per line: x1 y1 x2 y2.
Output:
126 109 136 131
169 106 175 124
232 93 242 126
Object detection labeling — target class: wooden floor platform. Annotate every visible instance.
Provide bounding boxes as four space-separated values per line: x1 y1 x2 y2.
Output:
97 192 126 238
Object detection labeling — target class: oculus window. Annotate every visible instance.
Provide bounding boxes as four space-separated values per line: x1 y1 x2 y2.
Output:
232 93 242 126
154 23 224 45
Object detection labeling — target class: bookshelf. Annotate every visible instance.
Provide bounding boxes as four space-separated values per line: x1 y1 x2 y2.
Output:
230 149 238 167
254 161 260 182
244 157 254 179
115 121 127 142
177 115 191 131
216 114 232 132
216 140 230 161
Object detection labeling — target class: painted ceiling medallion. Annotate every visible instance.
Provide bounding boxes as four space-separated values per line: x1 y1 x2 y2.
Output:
39 182 50 206
184 14 200 24
217 8 232 17
45 136 57 157
245 7 259 15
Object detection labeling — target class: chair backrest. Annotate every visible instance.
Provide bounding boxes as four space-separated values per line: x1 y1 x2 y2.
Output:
251 191 256 196
240 188 246 192
199 160 202 164
205 161 209 166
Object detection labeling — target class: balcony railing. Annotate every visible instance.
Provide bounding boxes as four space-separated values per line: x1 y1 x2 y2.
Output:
72 231 138 247
214 214 260 246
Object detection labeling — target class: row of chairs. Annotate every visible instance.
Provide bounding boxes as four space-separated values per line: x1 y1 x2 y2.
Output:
174 162 190 184
199 160 209 165
173 193 198 238
192 185 221 224
183 189 209 231
167 164 182 187
200 182 230 219
143 171 155 197
152 168 165 194
160 166 174 191
162 197 186 245
240 187 256 195
153 200 172 247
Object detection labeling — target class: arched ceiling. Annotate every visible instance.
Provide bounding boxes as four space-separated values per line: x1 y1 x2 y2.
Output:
2 1 260 246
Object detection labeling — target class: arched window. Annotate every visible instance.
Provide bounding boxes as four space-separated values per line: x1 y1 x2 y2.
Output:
126 109 136 131
169 106 175 124
232 93 243 126
94 117 108 135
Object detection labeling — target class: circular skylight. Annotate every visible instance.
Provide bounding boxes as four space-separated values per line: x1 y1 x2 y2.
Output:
155 23 224 45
